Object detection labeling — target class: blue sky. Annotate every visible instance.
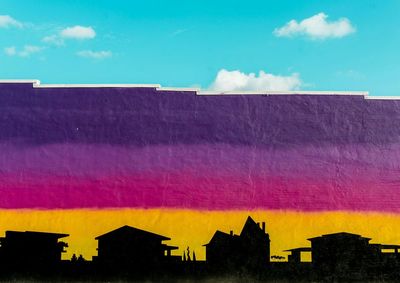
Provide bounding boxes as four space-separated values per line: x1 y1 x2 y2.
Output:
0 0 399 95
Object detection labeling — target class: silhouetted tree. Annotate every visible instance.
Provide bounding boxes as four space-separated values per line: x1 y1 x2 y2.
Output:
183 251 186 262
78 254 85 262
271 255 285 261
193 251 196 262
71 254 77 262
187 247 191 262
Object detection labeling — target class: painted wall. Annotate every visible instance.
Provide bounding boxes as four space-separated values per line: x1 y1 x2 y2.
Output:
1 82 399 260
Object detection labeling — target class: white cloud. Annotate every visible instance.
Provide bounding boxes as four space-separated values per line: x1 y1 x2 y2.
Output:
60 25 96 39
4 45 44 57
274 12 355 39
209 69 302 92
77 50 112 59
336 69 365 80
0 15 23 28
42 35 64 46
19 45 44 57
171 28 189 36
42 25 95 47
4 46 16 56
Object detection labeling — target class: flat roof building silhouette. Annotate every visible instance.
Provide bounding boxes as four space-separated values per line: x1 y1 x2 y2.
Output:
307 232 379 275
285 231 400 277
284 247 312 263
0 230 68 273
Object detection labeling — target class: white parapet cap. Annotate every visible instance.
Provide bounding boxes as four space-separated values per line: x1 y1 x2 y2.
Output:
36 84 162 88
0 79 41 84
197 90 369 96
157 87 200 92
0 80 161 88
0 79 372 97
364 96 400 100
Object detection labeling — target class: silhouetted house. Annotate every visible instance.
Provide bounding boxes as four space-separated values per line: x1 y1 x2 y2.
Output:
369 243 400 270
284 247 312 264
203 230 240 270
285 232 400 278
308 232 381 275
0 230 68 272
94 225 179 271
204 216 270 272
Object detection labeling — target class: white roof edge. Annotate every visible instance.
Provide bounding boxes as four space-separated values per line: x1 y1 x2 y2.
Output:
0 79 40 84
365 96 400 100
156 87 200 92
0 80 371 97
34 83 161 88
197 90 369 96
0 80 160 88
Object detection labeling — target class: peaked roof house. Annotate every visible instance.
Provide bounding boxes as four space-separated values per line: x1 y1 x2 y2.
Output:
203 230 241 270
204 216 270 272
94 225 178 271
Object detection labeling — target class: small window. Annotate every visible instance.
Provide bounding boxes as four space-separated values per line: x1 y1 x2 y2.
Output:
301 251 312 262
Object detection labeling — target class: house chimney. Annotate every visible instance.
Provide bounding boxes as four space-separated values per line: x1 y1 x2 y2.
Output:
230 230 233 236
262 222 266 233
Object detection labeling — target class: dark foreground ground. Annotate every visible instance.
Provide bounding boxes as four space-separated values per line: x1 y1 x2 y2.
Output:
1 262 400 282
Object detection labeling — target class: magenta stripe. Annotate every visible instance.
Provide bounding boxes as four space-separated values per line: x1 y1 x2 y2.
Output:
1 173 399 212
1 143 400 211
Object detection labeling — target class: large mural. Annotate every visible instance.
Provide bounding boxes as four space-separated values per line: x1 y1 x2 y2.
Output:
1 81 400 280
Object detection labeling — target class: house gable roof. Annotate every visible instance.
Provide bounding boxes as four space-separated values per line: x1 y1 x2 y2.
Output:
308 232 371 242
240 216 258 236
203 230 238 246
95 225 170 241
240 216 269 238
